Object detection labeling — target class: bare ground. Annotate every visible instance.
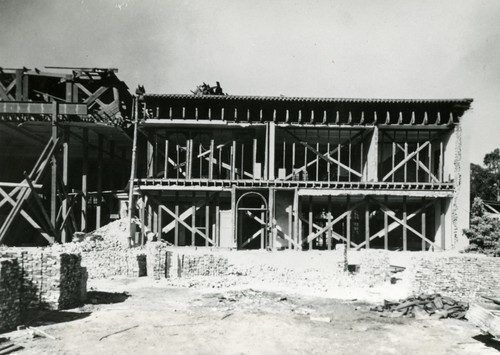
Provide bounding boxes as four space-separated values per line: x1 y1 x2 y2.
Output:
2 277 499 355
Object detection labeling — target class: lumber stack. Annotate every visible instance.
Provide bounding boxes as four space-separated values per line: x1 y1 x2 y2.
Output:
370 293 468 319
0 258 21 332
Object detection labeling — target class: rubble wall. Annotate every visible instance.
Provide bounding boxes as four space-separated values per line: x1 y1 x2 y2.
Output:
0 249 83 310
410 253 500 302
78 250 146 279
0 258 21 332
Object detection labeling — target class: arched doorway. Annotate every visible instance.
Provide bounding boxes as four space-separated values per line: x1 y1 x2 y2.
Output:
236 191 268 249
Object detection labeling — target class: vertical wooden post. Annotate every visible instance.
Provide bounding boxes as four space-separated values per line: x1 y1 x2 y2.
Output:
50 102 58 230
96 134 103 228
205 192 210 246
209 138 214 180
81 127 88 232
164 137 169 178
440 199 446 250
293 188 299 250
174 192 179 246
421 197 426 251
288 197 293 250
365 199 370 249
384 195 389 250
61 126 70 243
404 131 408 183
439 140 444 182
346 195 351 249
261 203 265 249
22 73 29 101
316 142 320 180
231 139 236 180
192 191 196 246
402 196 407 251
269 122 276 180
147 132 154 178
252 137 257 179
140 195 145 245
15 69 22 100
392 139 396 182
215 193 220 247
264 123 269 179
327 195 332 250
157 205 162 241
308 196 313 250
269 188 276 249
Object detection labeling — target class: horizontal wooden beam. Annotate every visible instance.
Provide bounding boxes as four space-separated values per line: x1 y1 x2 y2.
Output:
0 102 87 115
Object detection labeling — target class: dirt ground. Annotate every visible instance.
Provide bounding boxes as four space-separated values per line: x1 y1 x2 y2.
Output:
2 277 499 355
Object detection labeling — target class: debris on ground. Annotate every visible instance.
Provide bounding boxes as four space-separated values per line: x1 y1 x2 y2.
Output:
99 325 139 341
0 337 23 354
310 316 331 323
370 294 468 319
466 303 500 340
26 326 56 340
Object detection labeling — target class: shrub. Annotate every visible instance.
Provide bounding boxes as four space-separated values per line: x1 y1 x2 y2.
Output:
463 197 500 256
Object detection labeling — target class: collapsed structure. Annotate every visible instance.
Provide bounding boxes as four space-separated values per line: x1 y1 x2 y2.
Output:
0 67 473 251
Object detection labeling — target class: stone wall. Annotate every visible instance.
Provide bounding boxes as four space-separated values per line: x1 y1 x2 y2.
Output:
0 258 21 332
409 253 500 302
0 249 83 310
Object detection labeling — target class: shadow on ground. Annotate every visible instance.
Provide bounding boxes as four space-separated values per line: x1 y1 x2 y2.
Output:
472 334 500 351
20 310 91 328
86 291 130 305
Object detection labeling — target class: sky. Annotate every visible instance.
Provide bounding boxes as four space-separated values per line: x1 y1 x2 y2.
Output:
1 0 499 165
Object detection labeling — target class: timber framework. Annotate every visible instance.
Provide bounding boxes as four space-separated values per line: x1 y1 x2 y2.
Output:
0 66 473 251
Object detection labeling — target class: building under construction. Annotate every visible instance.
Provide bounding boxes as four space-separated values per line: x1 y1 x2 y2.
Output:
0 67 473 251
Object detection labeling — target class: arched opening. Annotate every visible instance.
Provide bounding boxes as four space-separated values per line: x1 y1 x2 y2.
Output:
236 191 268 249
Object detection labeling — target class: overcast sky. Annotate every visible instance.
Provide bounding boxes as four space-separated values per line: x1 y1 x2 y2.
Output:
1 0 499 164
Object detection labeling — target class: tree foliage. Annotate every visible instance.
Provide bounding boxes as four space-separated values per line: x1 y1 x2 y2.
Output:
463 197 500 256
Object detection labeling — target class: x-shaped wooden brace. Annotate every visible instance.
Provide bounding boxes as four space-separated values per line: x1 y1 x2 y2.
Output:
355 200 434 249
75 83 108 108
300 215 359 248
382 141 430 181
368 197 440 249
244 210 300 249
283 129 362 179
0 77 16 100
284 130 366 181
382 131 439 183
160 193 216 235
160 205 214 245
303 199 366 245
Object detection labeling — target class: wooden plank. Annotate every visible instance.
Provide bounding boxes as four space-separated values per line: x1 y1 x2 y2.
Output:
15 69 22 100
466 304 500 339
441 199 446 250
164 138 169 178
209 138 214 180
